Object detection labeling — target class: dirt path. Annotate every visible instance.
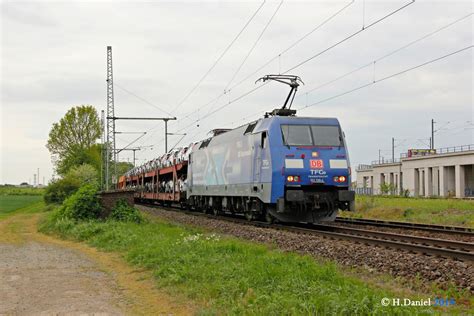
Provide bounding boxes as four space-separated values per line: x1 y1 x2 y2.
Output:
0 213 194 315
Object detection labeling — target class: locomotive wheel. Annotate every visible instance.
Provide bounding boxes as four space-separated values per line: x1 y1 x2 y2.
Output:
264 210 274 224
245 211 254 221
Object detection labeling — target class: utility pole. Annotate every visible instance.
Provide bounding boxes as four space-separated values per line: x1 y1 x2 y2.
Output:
431 119 435 149
115 148 141 167
378 149 381 164
165 119 169 152
392 137 395 162
37 168 40 186
106 46 115 190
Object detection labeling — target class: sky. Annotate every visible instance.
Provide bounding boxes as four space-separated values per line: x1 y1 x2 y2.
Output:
1 0 473 185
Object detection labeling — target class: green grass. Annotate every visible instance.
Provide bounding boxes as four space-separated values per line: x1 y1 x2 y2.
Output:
340 195 474 227
0 195 44 217
0 185 45 196
40 215 435 315
0 185 46 220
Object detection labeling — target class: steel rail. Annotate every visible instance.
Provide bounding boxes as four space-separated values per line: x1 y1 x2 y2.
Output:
335 217 474 236
311 223 474 252
268 223 474 262
138 204 474 262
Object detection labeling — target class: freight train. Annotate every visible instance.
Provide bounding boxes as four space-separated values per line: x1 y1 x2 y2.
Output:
118 75 355 223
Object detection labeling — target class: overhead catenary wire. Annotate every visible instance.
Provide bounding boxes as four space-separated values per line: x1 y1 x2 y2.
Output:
174 0 355 125
283 0 415 74
172 0 266 114
131 0 356 155
133 1 418 162
167 0 415 136
297 12 473 97
297 45 473 111
114 82 174 117
229 0 355 90
224 0 284 91
205 0 283 117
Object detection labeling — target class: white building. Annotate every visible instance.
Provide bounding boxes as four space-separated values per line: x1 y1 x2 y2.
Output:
356 145 474 198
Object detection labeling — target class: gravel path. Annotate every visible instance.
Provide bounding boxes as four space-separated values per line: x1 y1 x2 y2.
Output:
0 242 124 315
0 212 195 316
140 205 474 294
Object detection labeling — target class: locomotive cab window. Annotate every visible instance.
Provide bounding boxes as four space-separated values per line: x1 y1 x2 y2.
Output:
244 121 257 134
261 131 267 148
281 124 342 146
311 125 342 146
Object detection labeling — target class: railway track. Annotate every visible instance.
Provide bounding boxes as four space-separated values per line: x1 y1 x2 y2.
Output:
138 204 474 262
335 217 474 236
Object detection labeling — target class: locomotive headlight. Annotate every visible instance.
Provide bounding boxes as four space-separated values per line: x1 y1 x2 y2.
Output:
333 176 347 183
287 175 300 182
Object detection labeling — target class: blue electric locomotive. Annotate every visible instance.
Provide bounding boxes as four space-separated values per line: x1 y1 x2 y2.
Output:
119 75 354 223
187 112 354 223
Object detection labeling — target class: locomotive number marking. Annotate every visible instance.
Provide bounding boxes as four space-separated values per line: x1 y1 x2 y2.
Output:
310 159 324 169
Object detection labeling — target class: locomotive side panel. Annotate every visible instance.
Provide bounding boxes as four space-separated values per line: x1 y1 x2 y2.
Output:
187 123 272 203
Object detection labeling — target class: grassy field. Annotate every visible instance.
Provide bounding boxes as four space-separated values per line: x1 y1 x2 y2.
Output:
0 195 43 212
0 186 45 219
39 215 438 315
0 185 45 196
340 195 474 227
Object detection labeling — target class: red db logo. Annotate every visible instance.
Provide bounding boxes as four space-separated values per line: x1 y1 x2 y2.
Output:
310 160 324 169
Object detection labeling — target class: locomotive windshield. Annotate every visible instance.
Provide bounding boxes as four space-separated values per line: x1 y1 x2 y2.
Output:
281 124 342 146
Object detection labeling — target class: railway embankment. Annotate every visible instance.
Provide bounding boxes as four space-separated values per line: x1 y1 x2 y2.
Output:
138 205 474 309
39 202 462 315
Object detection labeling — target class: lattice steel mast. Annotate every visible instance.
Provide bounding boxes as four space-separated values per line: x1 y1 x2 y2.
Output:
106 46 116 189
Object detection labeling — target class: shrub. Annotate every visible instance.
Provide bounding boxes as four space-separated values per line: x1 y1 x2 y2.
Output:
44 163 99 205
110 199 144 223
44 177 80 204
67 164 99 185
56 184 101 221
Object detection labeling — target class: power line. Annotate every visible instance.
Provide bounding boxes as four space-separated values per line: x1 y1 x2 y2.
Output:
229 0 355 90
175 0 355 125
199 0 415 122
375 12 472 63
298 45 473 111
205 1 283 116
146 1 415 150
173 0 266 114
377 46 471 81
283 0 415 73
136 1 415 155
224 0 283 91
114 82 173 116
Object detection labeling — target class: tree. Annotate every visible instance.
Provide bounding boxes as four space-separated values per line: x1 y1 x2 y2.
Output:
47 105 101 175
115 161 133 177
43 163 99 204
56 144 102 176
